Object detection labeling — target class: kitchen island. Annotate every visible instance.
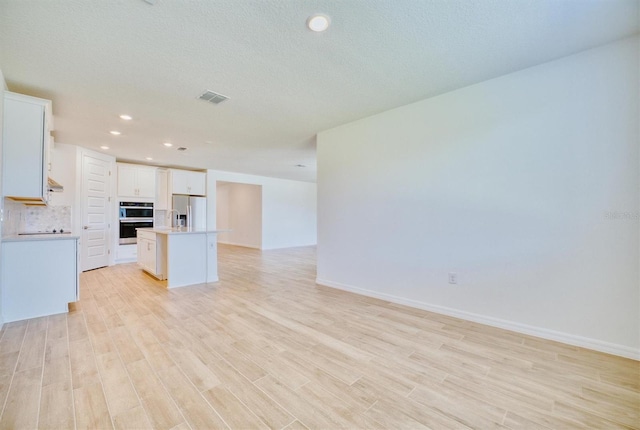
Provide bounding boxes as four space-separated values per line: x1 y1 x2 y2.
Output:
137 227 221 288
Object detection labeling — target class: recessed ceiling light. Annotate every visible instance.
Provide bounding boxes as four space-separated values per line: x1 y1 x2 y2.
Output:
100 145 109 150
119 114 132 120
307 14 330 32
145 157 153 161
110 130 121 135
163 142 173 147
204 140 213 144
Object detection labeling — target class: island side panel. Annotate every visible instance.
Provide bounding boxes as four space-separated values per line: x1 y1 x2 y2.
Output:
166 233 208 288
157 233 167 280
206 232 218 283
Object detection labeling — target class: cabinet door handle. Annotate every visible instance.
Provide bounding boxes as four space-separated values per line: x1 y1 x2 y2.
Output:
83 226 89 230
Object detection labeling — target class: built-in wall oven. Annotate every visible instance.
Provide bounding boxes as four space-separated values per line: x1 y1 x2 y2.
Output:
119 202 153 244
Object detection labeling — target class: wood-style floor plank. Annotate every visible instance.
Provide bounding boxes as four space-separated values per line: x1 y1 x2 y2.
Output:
15 328 46 372
0 244 637 429
39 382 74 430
112 405 153 430
73 382 113 429
202 385 269 429
0 367 42 429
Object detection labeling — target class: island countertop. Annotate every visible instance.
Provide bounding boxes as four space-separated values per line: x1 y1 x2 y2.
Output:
136 227 227 235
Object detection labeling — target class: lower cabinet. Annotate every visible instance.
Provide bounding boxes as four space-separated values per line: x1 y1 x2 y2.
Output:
137 230 166 279
116 243 137 263
1 237 79 322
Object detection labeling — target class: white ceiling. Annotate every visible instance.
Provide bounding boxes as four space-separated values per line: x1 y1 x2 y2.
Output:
0 0 638 182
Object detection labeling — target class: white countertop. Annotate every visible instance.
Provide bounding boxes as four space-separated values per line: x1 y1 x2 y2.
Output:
2 233 80 242
136 227 225 235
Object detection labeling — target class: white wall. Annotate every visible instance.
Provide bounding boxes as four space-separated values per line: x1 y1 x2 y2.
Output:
207 170 317 250
216 182 230 233
216 182 263 248
262 179 317 250
317 37 640 359
49 142 77 208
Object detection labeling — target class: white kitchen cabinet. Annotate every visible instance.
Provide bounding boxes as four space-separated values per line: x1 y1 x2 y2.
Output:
116 243 137 263
137 168 156 197
137 236 153 273
117 164 136 197
137 229 166 279
170 169 206 196
1 237 79 322
155 169 170 210
2 91 52 205
117 163 156 199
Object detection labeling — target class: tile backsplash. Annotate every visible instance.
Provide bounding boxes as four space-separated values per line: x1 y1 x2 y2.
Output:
1 199 72 236
23 205 71 233
155 209 168 227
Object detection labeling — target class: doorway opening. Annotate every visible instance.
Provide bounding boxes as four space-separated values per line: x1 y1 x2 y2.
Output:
216 181 262 249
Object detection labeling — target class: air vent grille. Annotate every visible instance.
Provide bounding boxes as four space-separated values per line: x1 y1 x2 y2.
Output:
198 90 229 105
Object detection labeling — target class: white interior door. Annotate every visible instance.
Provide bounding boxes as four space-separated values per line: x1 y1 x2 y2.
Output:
81 153 111 271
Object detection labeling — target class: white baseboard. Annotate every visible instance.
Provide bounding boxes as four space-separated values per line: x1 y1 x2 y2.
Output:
316 278 640 360
217 240 261 249
261 243 318 250
114 258 137 264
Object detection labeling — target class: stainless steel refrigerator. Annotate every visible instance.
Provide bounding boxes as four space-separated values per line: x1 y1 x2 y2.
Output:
172 195 206 229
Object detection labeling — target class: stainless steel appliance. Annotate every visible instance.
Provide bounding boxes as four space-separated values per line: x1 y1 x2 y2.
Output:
171 195 206 229
119 202 153 244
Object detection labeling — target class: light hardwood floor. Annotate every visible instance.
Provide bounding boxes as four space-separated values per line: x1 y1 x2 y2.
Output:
0 244 638 429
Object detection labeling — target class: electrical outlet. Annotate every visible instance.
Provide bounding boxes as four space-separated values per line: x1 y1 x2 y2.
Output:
448 272 458 284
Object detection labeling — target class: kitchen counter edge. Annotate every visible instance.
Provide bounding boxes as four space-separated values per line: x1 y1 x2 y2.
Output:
136 227 226 236
2 234 80 242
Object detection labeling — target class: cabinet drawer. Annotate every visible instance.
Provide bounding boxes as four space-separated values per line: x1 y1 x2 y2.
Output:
138 230 156 241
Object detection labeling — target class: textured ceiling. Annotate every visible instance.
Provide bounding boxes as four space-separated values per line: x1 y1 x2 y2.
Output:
0 0 638 182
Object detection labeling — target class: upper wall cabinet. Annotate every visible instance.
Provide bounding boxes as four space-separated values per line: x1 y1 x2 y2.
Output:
170 169 206 196
2 91 52 205
117 163 156 199
155 169 170 210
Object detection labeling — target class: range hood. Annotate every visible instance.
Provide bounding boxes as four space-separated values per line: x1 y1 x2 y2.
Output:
47 177 64 192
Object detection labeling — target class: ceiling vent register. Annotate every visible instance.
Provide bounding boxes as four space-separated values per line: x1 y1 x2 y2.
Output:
198 90 229 105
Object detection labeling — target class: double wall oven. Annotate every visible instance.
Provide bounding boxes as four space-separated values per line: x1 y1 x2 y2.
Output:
119 202 153 244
